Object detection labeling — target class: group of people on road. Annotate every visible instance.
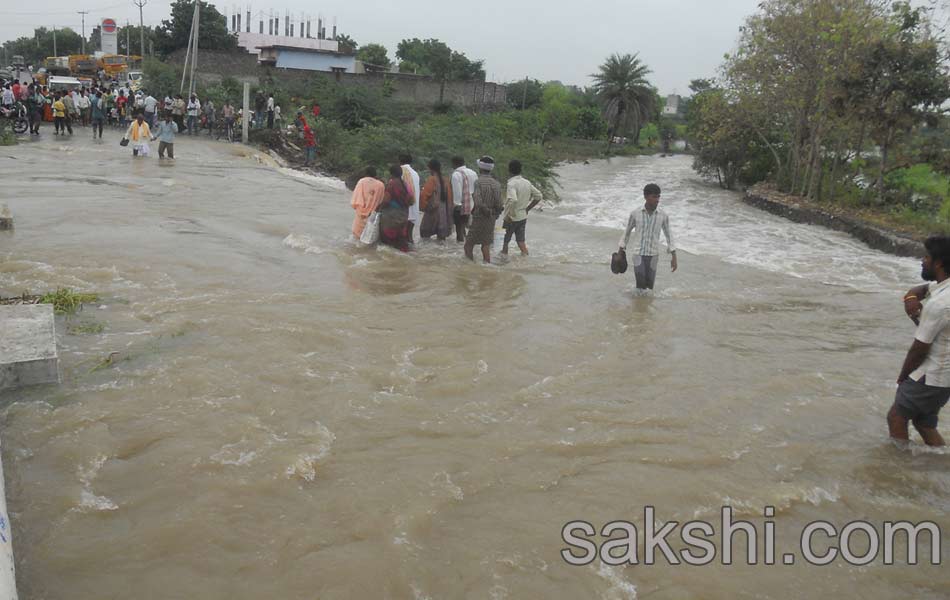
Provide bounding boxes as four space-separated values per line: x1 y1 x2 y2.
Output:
349 154 545 262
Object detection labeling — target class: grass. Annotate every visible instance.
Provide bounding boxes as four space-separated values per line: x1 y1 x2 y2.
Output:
39 288 99 315
66 320 106 335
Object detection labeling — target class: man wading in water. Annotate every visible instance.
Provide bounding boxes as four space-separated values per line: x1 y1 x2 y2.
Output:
618 183 677 290
890 236 950 446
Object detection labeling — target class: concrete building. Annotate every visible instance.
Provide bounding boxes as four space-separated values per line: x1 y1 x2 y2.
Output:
258 45 356 73
662 94 681 116
235 32 355 74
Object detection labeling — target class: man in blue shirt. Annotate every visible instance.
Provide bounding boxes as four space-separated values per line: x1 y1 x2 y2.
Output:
152 112 179 159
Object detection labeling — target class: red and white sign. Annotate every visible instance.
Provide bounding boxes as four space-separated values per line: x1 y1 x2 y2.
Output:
100 18 118 54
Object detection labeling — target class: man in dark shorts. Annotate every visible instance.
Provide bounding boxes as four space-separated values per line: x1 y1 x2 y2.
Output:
502 159 543 256
889 235 950 446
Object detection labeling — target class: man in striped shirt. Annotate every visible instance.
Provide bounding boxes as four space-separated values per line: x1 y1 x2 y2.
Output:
618 183 677 290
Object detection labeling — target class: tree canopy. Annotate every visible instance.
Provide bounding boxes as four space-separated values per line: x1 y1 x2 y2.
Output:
334 34 357 54
591 53 656 151
2 28 83 66
395 38 485 82
689 0 950 225
356 43 392 71
155 0 237 57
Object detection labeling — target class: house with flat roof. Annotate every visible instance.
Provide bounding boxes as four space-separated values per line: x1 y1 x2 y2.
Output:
257 45 356 74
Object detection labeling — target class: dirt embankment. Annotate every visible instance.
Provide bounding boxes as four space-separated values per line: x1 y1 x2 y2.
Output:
743 184 924 258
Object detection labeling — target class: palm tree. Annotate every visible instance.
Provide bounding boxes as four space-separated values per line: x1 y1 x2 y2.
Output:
591 53 656 153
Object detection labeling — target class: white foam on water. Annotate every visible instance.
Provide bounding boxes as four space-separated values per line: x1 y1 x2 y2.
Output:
78 489 119 512
76 455 119 512
277 166 347 191
596 563 638 599
285 421 336 482
210 439 259 467
555 156 919 292
282 233 325 254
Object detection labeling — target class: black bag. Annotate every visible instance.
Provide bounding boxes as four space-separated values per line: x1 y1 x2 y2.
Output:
611 249 628 274
119 137 129 147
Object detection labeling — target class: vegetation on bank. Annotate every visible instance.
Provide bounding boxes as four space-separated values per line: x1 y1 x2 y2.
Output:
687 0 950 238
0 121 15 146
144 56 676 199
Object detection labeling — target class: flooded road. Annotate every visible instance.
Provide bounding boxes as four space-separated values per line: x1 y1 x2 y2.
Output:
0 134 946 599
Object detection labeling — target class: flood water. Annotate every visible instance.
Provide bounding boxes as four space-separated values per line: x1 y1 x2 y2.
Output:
0 134 947 599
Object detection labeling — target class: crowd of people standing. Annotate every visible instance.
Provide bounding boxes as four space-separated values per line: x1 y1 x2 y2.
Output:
2 78 250 142
349 154 544 262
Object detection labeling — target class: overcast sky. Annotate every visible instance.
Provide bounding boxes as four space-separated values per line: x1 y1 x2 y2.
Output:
2 0 947 93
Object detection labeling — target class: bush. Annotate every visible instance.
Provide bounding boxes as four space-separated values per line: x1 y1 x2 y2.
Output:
142 58 181 97
0 121 16 146
886 163 950 212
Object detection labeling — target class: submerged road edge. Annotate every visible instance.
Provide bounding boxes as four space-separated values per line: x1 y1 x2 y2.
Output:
743 185 924 258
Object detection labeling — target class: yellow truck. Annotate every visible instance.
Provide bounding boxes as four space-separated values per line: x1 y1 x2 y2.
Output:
68 55 99 76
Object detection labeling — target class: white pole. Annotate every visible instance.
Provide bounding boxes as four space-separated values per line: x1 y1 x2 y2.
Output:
179 10 194 93
242 81 249 143
0 437 19 599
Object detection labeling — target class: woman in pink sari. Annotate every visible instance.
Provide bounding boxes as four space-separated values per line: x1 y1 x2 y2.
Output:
379 165 413 252
350 167 385 238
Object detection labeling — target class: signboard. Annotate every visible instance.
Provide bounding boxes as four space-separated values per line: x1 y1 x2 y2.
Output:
100 18 118 54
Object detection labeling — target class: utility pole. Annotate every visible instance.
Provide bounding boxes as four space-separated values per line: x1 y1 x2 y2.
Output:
78 11 89 54
133 0 147 60
53 27 58 57
521 76 528 110
126 22 130 59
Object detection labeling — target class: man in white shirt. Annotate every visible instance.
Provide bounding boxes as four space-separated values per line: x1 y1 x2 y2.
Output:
451 156 478 242
502 159 543 256
400 153 421 244
892 236 950 446
618 183 677 290
143 93 158 127
266 93 275 129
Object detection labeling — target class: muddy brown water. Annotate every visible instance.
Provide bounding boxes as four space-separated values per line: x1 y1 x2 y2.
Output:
0 134 946 599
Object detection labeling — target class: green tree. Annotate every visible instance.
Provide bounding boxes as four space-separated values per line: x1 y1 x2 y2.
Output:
335 34 357 54
395 38 486 89
356 43 392 71
574 106 607 140
117 25 160 57
2 28 83 65
155 0 237 57
506 79 544 110
836 3 950 202
591 53 656 153
537 83 579 143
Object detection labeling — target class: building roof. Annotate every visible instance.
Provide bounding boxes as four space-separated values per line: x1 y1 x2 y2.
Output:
256 44 354 57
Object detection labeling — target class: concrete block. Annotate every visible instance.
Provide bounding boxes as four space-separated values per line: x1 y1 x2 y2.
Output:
0 304 60 391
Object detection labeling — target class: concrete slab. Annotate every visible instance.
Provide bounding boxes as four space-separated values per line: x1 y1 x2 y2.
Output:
0 304 60 391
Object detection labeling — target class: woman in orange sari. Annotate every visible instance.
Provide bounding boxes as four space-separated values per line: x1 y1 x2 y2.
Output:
42 87 53 122
349 167 385 239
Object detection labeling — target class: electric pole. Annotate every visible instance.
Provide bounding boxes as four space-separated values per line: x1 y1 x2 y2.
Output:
53 27 58 57
78 11 89 54
133 0 147 59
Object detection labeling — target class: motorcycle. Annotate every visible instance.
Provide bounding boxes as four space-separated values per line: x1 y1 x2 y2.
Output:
0 101 29 135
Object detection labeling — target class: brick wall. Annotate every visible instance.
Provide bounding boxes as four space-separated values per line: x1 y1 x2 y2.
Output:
168 49 507 107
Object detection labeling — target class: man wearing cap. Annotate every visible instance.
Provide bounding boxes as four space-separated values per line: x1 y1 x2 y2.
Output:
464 156 505 263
